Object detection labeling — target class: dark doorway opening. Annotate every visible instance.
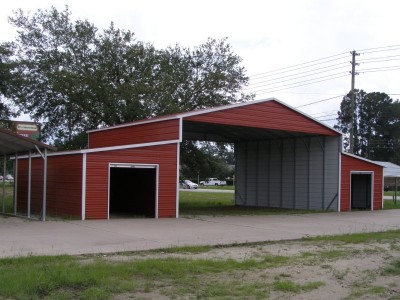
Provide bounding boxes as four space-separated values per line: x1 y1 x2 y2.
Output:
351 173 372 210
109 166 156 218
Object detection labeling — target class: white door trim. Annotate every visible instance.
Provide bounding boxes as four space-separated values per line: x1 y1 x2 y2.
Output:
108 163 159 219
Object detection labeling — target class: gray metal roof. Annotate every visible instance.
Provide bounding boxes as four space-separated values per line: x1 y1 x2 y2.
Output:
374 161 400 178
0 127 56 155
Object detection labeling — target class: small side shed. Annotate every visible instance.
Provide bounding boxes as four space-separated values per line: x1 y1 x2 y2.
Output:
340 152 384 211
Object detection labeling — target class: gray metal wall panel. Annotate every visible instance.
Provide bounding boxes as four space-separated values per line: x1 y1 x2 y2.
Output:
309 137 324 209
257 141 270 206
245 141 257 206
268 140 282 207
281 139 295 209
235 136 340 211
235 143 247 205
323 136 340 210
295 138 309 209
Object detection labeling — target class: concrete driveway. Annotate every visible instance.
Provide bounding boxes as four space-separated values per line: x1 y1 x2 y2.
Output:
1 210 400 258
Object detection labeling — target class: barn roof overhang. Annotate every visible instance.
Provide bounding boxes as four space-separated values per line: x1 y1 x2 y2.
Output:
0 127 55 155
182 120 326 143
0 127 55 222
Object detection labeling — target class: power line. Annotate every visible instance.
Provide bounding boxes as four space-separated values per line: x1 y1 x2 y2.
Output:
359 47 400 55
358 66 400 73
247 63 349 89
315 113 338 118
318 118 337 122
253 73 349 95
311 109 338 116
295 95 344 108
249 52 348 79
356 44 400 52
358 54 400 62
247 71 348 91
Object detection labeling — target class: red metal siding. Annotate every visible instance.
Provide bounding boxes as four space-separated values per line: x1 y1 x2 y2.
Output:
17 154 82 217
17 158 44 215
85 143 178 219
89 119 180 148
340 154 383 211
186 100 339 136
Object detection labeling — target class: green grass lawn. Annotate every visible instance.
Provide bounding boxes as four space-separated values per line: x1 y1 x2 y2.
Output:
0 186 13 214
0 230 399 299
384 191 400 197
384 199 400 210
179 191 327 216
197 185 235 190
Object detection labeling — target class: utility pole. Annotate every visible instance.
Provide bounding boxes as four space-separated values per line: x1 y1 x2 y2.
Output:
349 50 359 154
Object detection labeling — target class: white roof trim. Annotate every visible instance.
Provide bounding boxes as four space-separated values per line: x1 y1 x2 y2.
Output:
341 152 384 167
87 115 181 133
374 161 400 178
87 97 341 136
14 139 180 159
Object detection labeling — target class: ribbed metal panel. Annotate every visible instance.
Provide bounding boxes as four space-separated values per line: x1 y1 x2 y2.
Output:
235 136 340 211
89 119 180 148
85 143 178 219
340 154 383 211
17 158 44 215
17 154 83 217
186 100 339 136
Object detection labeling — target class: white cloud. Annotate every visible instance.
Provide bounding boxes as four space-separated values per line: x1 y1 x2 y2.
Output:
1 0 400 123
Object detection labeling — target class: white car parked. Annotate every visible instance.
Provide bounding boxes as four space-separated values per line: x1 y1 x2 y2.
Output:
183 180 198 189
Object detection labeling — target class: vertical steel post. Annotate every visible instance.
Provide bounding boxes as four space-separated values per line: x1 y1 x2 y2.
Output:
27 151 31 219
244 142 248 205
280 140 284 208
13 153 18 215
42 149 47 221
267 140 271 207
2 155 5 213
293 140 296 209
322 137 326 210
255 141 259 206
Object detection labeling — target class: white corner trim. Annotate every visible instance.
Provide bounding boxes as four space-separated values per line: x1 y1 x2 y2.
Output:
87 116 181 133
176 142 180 218
81 153 87 220
349 171 374 211
15 139 180 159
338 150 341 212
179 117 183 142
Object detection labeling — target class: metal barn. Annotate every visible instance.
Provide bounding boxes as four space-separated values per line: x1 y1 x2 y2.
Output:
12 98 383 220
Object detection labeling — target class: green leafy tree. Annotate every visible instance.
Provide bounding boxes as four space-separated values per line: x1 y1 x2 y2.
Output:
0 43 15 120
3 6 252 149
180 141 234 181
335 90 400 163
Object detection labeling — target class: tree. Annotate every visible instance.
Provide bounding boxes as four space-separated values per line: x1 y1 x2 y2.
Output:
335 90 400 163
0 43 15 120
3 6 252 148
180 141 234 181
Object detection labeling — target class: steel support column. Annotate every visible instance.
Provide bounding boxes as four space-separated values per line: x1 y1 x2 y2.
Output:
13 153 18 215
280 140 283 208
255 141 259 206
2 154 5 213
27 151 31 219
267 140 271 207
42 148 47 221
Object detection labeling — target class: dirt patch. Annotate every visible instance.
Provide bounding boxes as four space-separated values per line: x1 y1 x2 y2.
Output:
96 238 400 299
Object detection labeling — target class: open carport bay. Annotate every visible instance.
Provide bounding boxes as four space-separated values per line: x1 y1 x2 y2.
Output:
1 210 400 258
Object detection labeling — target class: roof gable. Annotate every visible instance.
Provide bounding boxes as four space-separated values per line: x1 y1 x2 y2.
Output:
89 98 341 136
184 99 340 136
